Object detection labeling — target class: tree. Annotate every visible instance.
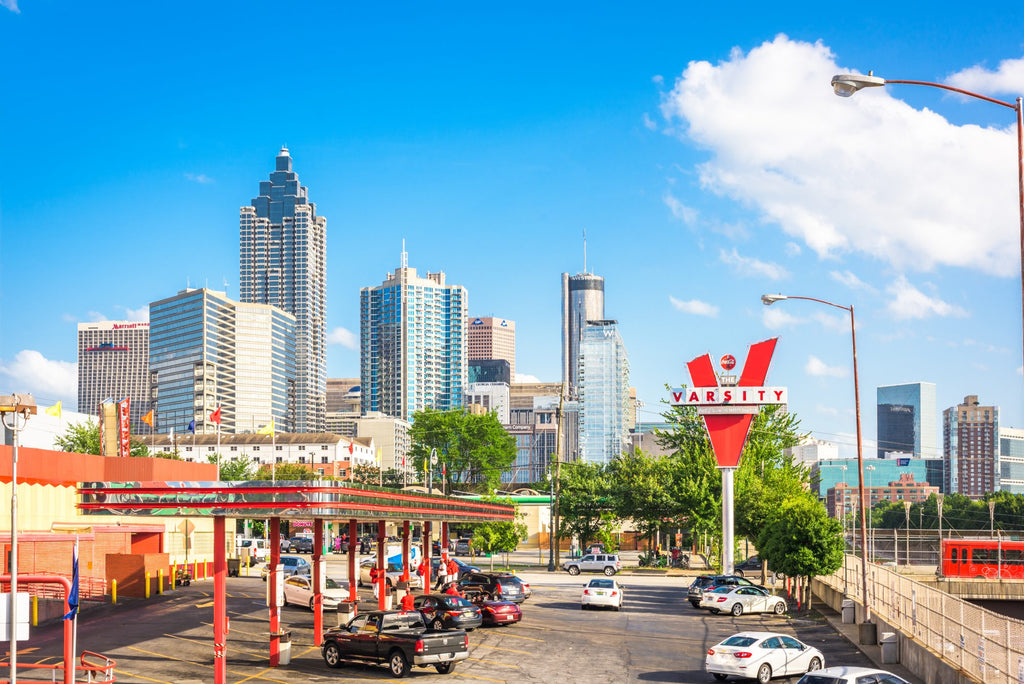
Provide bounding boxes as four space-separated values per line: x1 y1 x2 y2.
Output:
471 497 528 570
351 465 406 488
757 495 844 609
55 419 157 458
254 463 321 481
408 409 516 492
212 455 257 480
557 462 617 550
609 449 679 547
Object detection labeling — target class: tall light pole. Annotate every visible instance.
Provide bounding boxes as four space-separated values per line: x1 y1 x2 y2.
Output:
761 294 872 628
865 464 876 561
831 72 1024 381
1 393 37 684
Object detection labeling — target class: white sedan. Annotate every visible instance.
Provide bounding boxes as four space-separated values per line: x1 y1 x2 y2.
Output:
700 585 788 616
580 578 623 610
282 575 349 610
705 631 824 683
357 558 422 589
796 666 909 684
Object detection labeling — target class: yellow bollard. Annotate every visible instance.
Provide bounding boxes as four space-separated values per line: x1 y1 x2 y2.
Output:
112 579 117 605
145 572 151 599
158 569 164 594
171 563 177 590
31 596 37 626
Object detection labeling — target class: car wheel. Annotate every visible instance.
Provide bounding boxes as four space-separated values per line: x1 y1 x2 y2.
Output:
731 603 743 617
807 656 822 672
567 566 580 576
435 661 455 674
388 649 409 678
309 598 315 611
580 604 587 610
323 642 343 668
712 674 728 682
603 566 615 576
756 663 771 683
773 601 786 615
431 618 445 630
709 608 719 614
735 570 744 577
689 600 700 608
282 595 288 607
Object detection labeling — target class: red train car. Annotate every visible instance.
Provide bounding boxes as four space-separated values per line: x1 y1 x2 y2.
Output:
940 538 1024 579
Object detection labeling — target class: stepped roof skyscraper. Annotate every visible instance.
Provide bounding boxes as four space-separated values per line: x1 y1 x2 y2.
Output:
239 147 326 432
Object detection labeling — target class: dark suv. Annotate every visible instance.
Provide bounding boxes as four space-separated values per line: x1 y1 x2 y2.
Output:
285 536 314 553
687 575 756 608
457 572 526 604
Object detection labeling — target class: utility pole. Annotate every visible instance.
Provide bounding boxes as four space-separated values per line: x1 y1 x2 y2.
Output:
552 387 566 569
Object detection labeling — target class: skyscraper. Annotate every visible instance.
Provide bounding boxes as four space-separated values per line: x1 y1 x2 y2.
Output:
577 320 630 463
876 382 937 459
943 394 998 497
239 147 326 433
561 272 605 393
77 321 151 433
467 316 516 379
360 252 468 421
149 288 296 436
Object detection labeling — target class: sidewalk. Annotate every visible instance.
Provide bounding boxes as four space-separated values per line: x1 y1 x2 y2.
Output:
813 603 924 684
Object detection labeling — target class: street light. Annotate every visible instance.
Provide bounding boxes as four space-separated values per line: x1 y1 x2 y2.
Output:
830 71 1024 380
1 393 37 684
546 471 555 572
761 294 873 629
865 464 876 561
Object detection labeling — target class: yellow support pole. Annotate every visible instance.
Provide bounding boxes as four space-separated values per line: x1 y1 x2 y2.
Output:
31 595 37 626
145 572 151 599
111 579 117 605
158 569 164 594
171 563 177 590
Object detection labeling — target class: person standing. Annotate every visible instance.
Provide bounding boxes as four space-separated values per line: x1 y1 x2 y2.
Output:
434 557 448 590
399 591 415 611
447 557 459 583
370 565 380 599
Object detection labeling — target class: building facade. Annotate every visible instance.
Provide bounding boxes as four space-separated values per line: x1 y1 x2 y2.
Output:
813 454 943 501
561 272 604 393
325 377 361 438
359 254 468 421
999 427 1024 494
943 394 999 497
505 388 559 484
467 317 516 379
149 288 295 436
77 321 152 433
877 382 937 459
353 412 411 474
786 438 840 468
465 382 510 424
468 359 512 385
825 472 939 519
576 320 630 464
239 147 326 433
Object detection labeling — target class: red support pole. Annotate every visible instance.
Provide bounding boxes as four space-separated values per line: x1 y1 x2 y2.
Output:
0 575 73 684
377 520 387 610
423 521 432 591
441 522 449 563
348 519 358 609
402 521 410 582
269 516 280 667
313 518 323 645
213 516 227 684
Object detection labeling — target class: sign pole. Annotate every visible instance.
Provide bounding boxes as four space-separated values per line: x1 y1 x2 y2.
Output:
721 468 735 575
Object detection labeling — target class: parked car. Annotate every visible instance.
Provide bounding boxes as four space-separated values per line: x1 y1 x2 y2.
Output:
734 556 764 578
283 575 348 610
705 631 824 683
283 536 314 553
413 594 483 631
688 574 757 608
581 578 623 611
562 553 621 576
237 538 269 566
699 585 787 616
796 667 909 684
430 556 481 580
321 609 469 677
260 555 311 581
457 572 526 604
358 558 422 589
453 538 472 555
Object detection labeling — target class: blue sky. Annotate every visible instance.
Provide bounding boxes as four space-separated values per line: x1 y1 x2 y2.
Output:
3 2 1024 458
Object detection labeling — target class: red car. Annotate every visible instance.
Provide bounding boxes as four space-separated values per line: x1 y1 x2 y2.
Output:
474 596 521 626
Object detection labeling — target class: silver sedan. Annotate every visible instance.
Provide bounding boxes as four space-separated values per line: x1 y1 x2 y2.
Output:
700 585 787 616
706 632 824 683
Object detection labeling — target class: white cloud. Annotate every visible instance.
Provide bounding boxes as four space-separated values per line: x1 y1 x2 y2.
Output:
661 35 1021 277
652 74 664 85
514 373 541 384
830 270 875 292
762 307 802 330
641 113 658 131
663 192 698 225
326 326 358 350
184 172 214 184
811 311 849 333
784 242 802 257
0 350 77 403
1 0 19 13
886 276 968 320
816 404 840 417
805 355 848 378
947 57 1024 96
87 311 105 322
119 305 149 322
669 296 719 317
719 248 788 280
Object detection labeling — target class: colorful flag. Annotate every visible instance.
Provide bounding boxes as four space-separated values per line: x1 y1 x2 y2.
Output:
141 409 154 427
117 398 131 457
44 401 62 418
63 541 79 620
209 406 222 425
348 441 354 455
187 419 196 434
257 419 275 436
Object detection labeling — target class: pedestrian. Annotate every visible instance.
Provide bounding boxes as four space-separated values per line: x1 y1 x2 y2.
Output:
444 582 461 597
399 591 415 611
434 557 448 590
369 565 380 600
416 559 427 581
447 557 459 582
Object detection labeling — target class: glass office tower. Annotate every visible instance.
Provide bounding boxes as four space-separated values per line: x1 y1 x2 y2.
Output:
876 382 937 459
577 320 630 464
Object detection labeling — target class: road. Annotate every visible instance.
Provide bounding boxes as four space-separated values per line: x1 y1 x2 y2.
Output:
10 568 910 683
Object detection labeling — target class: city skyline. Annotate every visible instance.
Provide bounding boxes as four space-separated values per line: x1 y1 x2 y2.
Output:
3 5 1024 460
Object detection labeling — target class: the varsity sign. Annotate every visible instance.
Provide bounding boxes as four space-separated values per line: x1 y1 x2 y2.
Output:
672 387 787 406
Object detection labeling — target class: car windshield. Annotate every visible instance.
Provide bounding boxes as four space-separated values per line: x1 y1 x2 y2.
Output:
442 597 473 608
589 579 615 588
796 677 842 684
710 586 733 594
325 578 342 590
721 636 759 647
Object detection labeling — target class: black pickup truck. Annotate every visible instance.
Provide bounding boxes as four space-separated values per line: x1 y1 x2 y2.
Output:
321 609 469 677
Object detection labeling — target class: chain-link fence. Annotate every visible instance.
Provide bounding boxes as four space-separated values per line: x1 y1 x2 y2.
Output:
819 555 1024 683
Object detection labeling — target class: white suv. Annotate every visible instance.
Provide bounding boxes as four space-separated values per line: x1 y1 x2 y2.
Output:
563 554 621 576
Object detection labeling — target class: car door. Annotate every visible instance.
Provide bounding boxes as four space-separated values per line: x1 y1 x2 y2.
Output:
759 636 787 673
283 576 306 605
416 596 438 623
743 587 769 613
778 636 811 674
579 555 596 572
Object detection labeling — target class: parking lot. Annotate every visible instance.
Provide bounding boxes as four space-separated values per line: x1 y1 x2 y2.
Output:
14 569 904 683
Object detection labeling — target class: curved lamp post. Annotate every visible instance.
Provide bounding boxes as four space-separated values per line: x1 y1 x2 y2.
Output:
760 295 872 626
831 72 1024 381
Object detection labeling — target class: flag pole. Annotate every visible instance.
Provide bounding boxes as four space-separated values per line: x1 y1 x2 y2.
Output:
272 428 276 482
216 420 221 480
71 536 80 683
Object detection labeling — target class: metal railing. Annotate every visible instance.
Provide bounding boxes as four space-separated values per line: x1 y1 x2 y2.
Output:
819 554 1024 683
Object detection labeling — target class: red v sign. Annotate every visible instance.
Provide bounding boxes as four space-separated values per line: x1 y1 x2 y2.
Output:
685 338 778 468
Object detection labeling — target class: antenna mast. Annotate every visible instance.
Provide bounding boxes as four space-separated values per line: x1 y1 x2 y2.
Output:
583 228 587 273
401 239 408 268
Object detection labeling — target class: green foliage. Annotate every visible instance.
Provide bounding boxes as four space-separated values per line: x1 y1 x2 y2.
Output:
556 462 618 546
408 408 516 492
213 455 257 480
55 419 158 458
254 462 321 481
757 495 844 579
351 465 408 488
871 491 1024 532
609 449 680 541
472 497 529 570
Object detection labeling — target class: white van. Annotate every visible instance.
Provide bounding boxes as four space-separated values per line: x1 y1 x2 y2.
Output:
237 538 269 566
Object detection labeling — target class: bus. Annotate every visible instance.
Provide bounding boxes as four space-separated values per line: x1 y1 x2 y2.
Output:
940 538 1024 579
